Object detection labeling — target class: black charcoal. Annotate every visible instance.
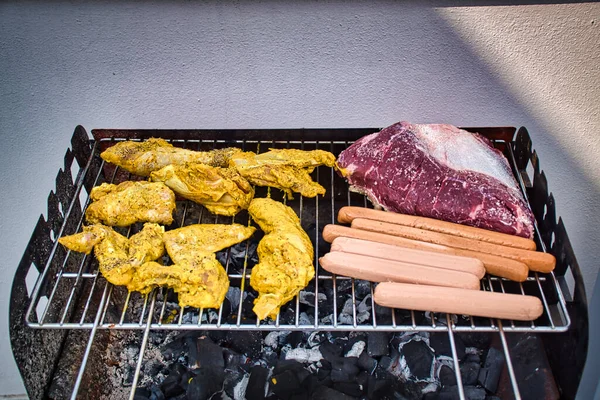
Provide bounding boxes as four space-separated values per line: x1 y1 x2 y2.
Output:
330 358 359 383
460 362 480 386
357 351 377 373
439 365 457 387
148 384 165 400
478 347 505 393
367 332 389 357
401 339 435 381
317 367 331 380
320 341 343 362
271 369 302 399
134 387 151 400
223 369 246 399
464 386 486 400
274 359 304 375
429 333 465 361
225 330 262 358
287 331 304 348
191 337 224 369
246 365 268 400
334 381 363 397
463 353 481 364
312 386 357 400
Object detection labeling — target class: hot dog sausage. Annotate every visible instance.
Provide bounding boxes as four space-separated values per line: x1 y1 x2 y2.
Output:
322 224 529 281
338 206 536 250
330 237 485 279
351 218 555 273
320 252 481 290
374 282 544 321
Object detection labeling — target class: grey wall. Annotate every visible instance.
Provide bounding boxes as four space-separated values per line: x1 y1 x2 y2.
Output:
1 1 598 396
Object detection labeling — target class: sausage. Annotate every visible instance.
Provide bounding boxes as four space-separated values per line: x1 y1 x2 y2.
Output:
351 218 555 273
374 282 544 321
322 224 529 281
338 206 536 251
320 252 481 290
330 236 485 279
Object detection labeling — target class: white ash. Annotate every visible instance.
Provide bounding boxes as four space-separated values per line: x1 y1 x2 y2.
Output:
232 373 249 400
398 331 430 344
299 291 327 306
422 382 440 394
307 331 324 348
298 312 313 326
344 341 366 358
285 347 323 363
465 346 482 355
264 331 290 349
338 295 372 325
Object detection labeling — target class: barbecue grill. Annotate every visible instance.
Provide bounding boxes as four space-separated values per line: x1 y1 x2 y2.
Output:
10 126 588 400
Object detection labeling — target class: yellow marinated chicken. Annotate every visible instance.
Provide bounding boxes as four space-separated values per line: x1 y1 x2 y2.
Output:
150 163 254 216
128 224 256 309
100 138 243 176
248 198 314 320
58 223 165 287
229 149 336 199
85 181 176 226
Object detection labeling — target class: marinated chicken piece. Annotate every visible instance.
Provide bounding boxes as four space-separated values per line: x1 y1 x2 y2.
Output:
128 224 256 309
229 149 336 199
58 223 165 287
101 138 243 176
150 163 254 216
86 181 176 226
248 198 314 320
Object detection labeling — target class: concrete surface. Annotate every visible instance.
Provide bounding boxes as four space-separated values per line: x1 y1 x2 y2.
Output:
1 1 598 396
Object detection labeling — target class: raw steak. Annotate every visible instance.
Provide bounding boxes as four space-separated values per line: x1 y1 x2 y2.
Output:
337 122 535 238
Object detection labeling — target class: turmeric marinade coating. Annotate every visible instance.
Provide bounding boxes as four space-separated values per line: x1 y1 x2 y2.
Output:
129 224 256 309
150 163 254 216
248 197 315 320
59 223 255 310
85 181 176 226
229 149 336 199
100 138 243 176
58 223 165 287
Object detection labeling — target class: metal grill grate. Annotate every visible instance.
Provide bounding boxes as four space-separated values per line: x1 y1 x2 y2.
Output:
20 130 574 400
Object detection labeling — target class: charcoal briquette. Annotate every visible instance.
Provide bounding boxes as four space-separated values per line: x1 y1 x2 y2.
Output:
185 375 210 400
296 368 311 385
148 384 165 400
334 381 363 397
273 359 304 375
463 353 481 364
317 367 331 380
401 340 435 380
330 358 359 383
320 341 344 362
246 365 268 399
223 370 247 398
160 373 184 398
133 387 151 400
271 369 302 399
357 351 377 373
463 386 486 400
439 364 457 387
478 347 505 393
311 386 357 400
367 332 389 357
193 337 224 369
287 331 304 348
460 362 481 386
429 333 465 361
225 330 262 358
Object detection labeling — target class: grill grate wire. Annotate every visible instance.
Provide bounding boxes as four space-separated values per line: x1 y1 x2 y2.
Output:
24 137 570 400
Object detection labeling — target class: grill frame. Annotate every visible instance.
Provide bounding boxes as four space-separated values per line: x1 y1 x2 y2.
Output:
9 125 588 400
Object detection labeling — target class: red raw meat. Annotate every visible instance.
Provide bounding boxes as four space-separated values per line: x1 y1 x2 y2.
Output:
337 122 535 238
